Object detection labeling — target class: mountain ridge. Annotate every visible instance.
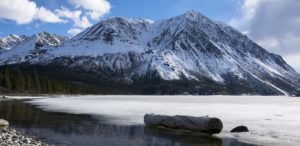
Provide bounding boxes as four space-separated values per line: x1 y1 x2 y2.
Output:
0 34 28 50
0 11 299 95
0 32 68 64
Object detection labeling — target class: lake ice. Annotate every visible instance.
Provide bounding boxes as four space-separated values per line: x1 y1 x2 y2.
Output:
12 95 300 146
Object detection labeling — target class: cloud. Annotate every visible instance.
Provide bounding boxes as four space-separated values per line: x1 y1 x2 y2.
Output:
56 0 112 36
75 16 92 29
68 28 84 36
0 0 63 24
69 0 111 20
284 54 300 72
37 7 64 23
56 7 91 29
0 0 111 36
231 0 300 72
0 0 37 24
56 7 92 36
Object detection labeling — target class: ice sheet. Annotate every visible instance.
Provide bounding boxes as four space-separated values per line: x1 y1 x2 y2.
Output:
24 95 300 146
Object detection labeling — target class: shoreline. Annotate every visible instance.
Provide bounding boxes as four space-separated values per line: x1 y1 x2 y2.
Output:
0 127 50 146
27 95 300 145
1 98 50 145
2 95 300 145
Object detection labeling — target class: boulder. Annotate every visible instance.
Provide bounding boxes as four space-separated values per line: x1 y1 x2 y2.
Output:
0 96 8 101
0 119 9 126
230 126 249 133
144 114 223 135
144 126 222 144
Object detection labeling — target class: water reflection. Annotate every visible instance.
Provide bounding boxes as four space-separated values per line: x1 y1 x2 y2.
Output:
0 100 255 146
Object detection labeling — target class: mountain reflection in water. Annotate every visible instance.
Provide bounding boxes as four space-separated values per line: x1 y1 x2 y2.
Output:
0 100 255 146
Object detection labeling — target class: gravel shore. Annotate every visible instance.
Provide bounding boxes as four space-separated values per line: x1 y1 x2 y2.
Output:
0 127 50 146
1 97 51 146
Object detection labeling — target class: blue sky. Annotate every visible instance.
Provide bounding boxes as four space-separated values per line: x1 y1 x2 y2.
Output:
0 0 242 37
0 0 300 72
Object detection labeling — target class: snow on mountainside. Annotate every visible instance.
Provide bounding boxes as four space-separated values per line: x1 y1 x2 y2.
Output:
0 34 27 50
0 32 68 64
0 11 299 95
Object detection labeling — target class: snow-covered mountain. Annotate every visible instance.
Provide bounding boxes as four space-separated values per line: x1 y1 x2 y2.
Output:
0 32 68 64
0 34 27 50
0 11 299 95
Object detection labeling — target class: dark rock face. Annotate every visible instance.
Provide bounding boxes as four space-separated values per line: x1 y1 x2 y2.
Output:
230 126 249 133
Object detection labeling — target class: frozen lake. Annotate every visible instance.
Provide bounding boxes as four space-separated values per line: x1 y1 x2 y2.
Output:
7 95 300 146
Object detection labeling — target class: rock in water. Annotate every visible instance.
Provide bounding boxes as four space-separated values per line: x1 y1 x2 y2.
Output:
0 119 9 126
230 126 249 133
144 114 223 135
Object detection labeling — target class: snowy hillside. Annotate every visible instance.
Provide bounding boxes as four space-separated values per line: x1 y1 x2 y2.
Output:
0 32 68 64
0 34 27 50
0 11 299 95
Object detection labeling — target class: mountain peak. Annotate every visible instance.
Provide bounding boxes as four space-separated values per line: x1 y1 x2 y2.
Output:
35 31 56 38
179 10 207 20
8 34 19 38
0 34 27 50
2 34 22 40
31 32 68 47
104 16 153 26
37 31 50 35
183 10 201 17
0 11 299 95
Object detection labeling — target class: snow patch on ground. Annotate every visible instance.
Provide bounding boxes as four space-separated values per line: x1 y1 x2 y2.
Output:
26 95 300 146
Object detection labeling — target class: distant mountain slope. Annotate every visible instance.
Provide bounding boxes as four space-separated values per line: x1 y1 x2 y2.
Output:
0 34 27 50
0 11 299 95
0 32 68 64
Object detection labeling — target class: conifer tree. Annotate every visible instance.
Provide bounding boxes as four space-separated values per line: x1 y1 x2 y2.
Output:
33 69 41 93
11 68 25 91
25 75 34 92
2 66 12 89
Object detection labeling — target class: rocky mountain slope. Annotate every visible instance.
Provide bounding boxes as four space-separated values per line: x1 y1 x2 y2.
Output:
0 11 299 95
0 34 27 50
0 32 67 64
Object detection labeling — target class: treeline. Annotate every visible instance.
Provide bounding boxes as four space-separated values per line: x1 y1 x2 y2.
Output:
0 64 245 95
0 66 98 94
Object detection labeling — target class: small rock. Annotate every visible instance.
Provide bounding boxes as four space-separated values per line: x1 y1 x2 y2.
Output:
230 125 249 133
23 138 30 143
0 119 9 126
0 128 50 146
0 125 8 130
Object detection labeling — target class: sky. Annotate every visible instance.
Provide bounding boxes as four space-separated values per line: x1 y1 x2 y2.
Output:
0 0 299 72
